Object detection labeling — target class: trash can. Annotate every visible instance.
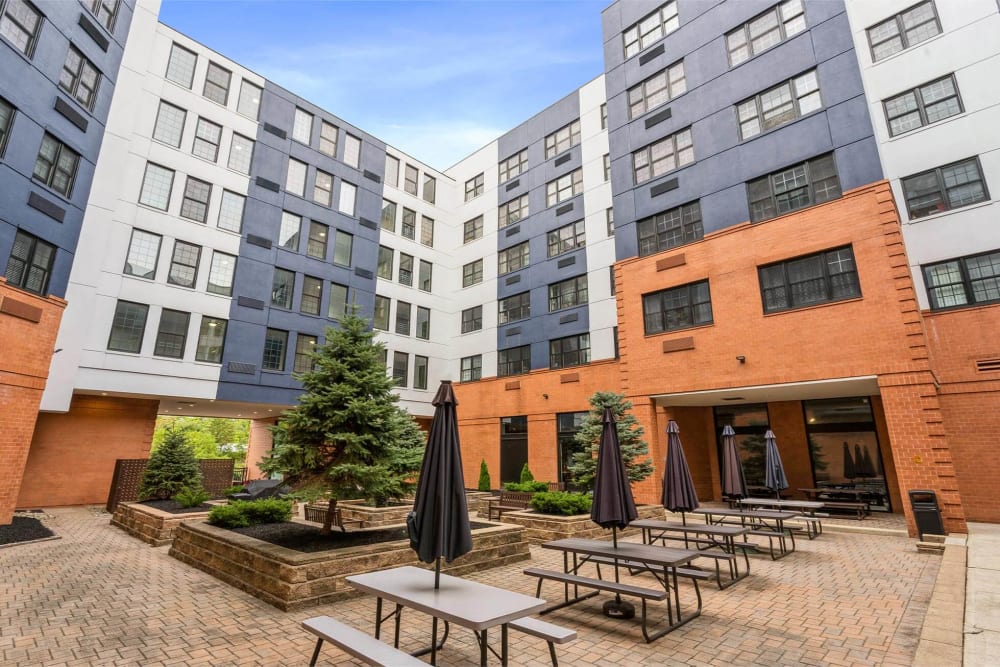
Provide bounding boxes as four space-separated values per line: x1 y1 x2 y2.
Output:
909 490 945 540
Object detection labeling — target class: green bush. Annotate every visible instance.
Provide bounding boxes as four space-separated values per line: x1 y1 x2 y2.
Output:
222 485 245 497
477 459 491 492
174 486 210 508
504 481 550 493
530 491 592 516
519 463 535 484
208 503 250 528
208 499 293 528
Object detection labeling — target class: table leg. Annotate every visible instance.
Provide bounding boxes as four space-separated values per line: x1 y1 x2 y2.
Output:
480 628 487 666
502 622 508 666
374 597 383 639
431 616 438 666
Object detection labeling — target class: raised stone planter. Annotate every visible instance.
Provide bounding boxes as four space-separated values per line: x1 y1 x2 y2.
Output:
111 501 216 546
169 520 530 611
495 504 666 543
464 491 494 514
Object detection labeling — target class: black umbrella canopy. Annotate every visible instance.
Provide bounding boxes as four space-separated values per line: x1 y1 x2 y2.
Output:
860 444 877 477
842 441 856 479
409 381 472 581
720 425 748 499
661 420 699 514
591 407 638 542
763 430 789 498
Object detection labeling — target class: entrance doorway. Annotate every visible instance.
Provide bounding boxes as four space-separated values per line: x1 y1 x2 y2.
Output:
556 411 588 491
713 404 770 489
500 416 528 485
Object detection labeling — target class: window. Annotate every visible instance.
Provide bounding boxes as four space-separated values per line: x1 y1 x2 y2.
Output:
33 134 80 197
192 117 222 161
59 46 101 111
498 345 531 377
165 43 197 88
167 240 200 288
377 245 393 279
498 291 530 324
385 154 399 187
404 164 419 195
904 157 989 220
195 316 226 363
228 134 254 174
628 61 686 119
642 280 713 334
632 129 693 184
464 216 483 243
548 220 586 257
610 266 616 295
306 220 330 260
923 249 1000 310
5 230 54 294
398 253 413 286
414 355 428 390
868 1 941 62
123 229 160 280
207 251 236 296
373 295 390 330
498 242 529 275
328 283 348 320
152 100 186 148
0 97 14 156
461 306 482 333
418 260 432 292
179 176 211 223
423 174 436 204
401 207 416 239
381 199 397 232
606 207 615 236
343 134 361 168
271 268 294 309
292 108 313 144
107 301 148 353
603 154 610 182
319 121 338 158
87 0 119 31
1 0 40 56
884 74 962 137
139 162 174 210
293 334 317 373
338 181 357 216
601 103 608 129
333 231 352 266
237 80 261 119
499 194 529 227
420 216 434 247
465 173 484 201
726 0 806 66
462 259 483 287
285 158 307 196
550 334 590 370
313 169 333 206
549 275 588 312
154 309 190 358
738 70 821 139
637 201 703 256
544 120 581 159
203 62 232 105
217 190 245 233
546 169 583 207
395 301 411 335
300 275 322 315
392 351 408 387
416 306 430 340
759 245 861 313
461 355 482 382
499 149 527 183
262 328 288 371
748 153 841 222
278 211 301 251
623 1 678 58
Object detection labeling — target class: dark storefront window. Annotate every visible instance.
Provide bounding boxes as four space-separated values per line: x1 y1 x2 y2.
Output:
500 416 528 485
713 404 769 489
556 412 588 491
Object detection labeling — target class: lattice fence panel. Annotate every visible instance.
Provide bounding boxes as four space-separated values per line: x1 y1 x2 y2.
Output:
106 458 236 512
199 459 235 496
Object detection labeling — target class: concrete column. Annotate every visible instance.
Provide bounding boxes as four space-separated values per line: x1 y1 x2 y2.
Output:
246 418 278 480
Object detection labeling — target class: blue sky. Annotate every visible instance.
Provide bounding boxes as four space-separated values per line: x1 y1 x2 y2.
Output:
159 1 607 170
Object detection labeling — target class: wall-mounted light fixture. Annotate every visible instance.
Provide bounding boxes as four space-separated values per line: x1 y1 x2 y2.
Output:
736 355 746 364
542 393 549 399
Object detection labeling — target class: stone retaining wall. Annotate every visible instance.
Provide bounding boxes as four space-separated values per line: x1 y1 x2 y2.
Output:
111 502 214 546
493 504 666 543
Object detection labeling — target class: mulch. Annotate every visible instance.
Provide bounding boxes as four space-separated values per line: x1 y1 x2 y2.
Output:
139 499 213 514
0 516 55 546
234 521 492 553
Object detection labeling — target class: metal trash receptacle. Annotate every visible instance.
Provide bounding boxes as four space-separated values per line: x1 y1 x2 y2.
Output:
909 490 945 540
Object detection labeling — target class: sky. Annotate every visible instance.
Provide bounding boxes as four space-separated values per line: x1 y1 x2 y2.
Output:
159 0 607 170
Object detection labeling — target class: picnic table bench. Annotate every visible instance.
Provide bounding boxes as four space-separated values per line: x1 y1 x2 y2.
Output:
736 497 826 539
690 508 799 560
630 519 751 588
303 616 424 666
487 491 535 521
798 488 870 519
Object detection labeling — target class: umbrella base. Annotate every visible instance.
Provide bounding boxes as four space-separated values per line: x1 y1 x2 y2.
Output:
602 599 635 619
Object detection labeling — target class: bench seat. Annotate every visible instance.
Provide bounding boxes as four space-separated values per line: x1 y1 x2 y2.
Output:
821 501 869 520
509 616 576 667
524 567 668 601
302 616 424 667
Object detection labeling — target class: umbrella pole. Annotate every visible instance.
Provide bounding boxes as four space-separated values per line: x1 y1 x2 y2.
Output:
435 556 441 589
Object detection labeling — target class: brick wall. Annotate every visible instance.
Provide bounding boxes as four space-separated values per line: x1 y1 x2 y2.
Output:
246 418 278 480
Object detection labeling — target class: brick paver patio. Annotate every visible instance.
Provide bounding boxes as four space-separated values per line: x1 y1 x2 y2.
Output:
1 507 938 666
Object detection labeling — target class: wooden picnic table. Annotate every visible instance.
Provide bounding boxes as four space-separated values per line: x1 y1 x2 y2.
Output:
630 519 751 588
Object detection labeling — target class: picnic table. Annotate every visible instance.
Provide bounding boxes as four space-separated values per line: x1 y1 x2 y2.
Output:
798 488 871 519
736 497 826 539
690 507 800 559
629 518 751 588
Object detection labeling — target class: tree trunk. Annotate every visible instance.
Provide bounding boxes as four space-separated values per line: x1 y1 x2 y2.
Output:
320 497 338 535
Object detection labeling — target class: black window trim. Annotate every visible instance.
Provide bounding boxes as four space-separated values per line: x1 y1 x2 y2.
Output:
922 248 1000 312
757 244 862 315
866 0 942 63
641 279 714 335
747 152 841 223
901 155 990 220
883 73 963 138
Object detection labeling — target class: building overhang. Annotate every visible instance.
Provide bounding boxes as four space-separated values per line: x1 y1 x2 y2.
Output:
651 375 880 407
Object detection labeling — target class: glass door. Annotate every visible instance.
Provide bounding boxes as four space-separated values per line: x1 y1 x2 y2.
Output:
500 416 528 485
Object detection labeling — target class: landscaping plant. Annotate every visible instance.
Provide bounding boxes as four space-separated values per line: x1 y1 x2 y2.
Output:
504 481 550 492
174 486 210 508
530 491 593 516
477 459 491 492
139 426 202 500
519 462 535 484
567 391 654 491
208 499 293 528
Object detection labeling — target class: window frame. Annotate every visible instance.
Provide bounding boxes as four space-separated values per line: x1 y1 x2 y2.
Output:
642 280 713 335
166 240 201 289
270 267 295 310
499 194 529 227
32 133 80 198
381 199 397 232
462 259 483 287
544 119 581 159
461 305 482 333
227 133 254 174
464 215 483 243
384 154 400 187
395 300 411 336
0 97 15 157
5 229 55 295
262 328 288 372
547 220 586 258
747 152 841 223
217 190 245 233
392 351 409 387
165 42 197 89
623 1 679 59
328 283 349 321
333 230 353 267
299 275 323 316
420 216 434 247
498 241 530 275
401 207 416 239
416 305 430 340
627 60 686 119
377 245 394 280
631 128 694 185
404 164 419 195
285 158 307 197
545 168 583 207
153 308 190 359
292 107 313 145
901 156 989 220
59 44 101 111
465 172 484 201
191 116 222 162
758 245 862 314
107 300 148 353
236 79 262 119
343 133 361 168
737 69 821 140
866 1 942 63
152 100 186 148
637 200 703 257
278 211 301 251
498 344 531 377
202 61 232 106
293 334 318 374
313 169 333 206
418 259 432 292
423 174 436 204
498 291 530 324
549 333 590 370
138 162 174 210
319 120 339 158
725 0 807 67
87 0 120 32
398 252 413 286
460 355 482 382
414 355 428 390
123 228 161 280
548 275 589 312
373 295 390 331
338 181 357 216
883 74 963 137
179 175 212 223
195 316 226 363
499 149 527 184
922 249 1000 311
206 250 236 296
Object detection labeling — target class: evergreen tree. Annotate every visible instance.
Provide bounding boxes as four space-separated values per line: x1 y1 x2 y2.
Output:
140 426 202 500
259 314 426 534
519 462 535 484
478 459 492 491
567 391 654 491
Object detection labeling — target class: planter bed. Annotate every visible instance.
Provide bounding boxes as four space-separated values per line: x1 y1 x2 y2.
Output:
111 501 220 546
494 504 666 543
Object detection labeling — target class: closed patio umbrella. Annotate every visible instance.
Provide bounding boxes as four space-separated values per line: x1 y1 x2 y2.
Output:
860 445 877 478
842 441 856 480
591 407 638 549
720 425 748 500
408 380 472 588
855 443 875 478
661 420 699 524
763 430 789 499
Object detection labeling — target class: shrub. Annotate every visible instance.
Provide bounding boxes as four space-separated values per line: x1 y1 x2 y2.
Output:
477 459 491 491
174 486 210 508
140 426 202 500
530 491 592 516
505 481 550 493
208 498 293 528
519 463 535 484
222 485 245 497
208 504 249 528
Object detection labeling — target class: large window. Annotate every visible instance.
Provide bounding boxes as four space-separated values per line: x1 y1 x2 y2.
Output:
867 1 940 62
416 306 430 340
902 157 988 219
313 170 333 206
333 231 353 266
498 291 530 324
271 267 294 309
713 404 769 489
414 355 428 390
228 134 254 174
401 207 416 239
343 134 361 168
107 301 148 353
262 328 288 371
59 46 101 111
884 74 962 137
464 215 483 243
748 153 841 222
5 230 54 295
461 306 482 333
423 174 436 204
192 117 222 161
373 295 390 330
293 334 317 373
292 108 313 144
237 80 262 119
305 220 327 260
278 211 301 251
498 345 531 377
153 100 186 148
398 253 413 286
139 162 174 210
300 275 322 315
0 97 15 156
923 249 1000 311
404 164 419 195
165 42 196 88
544 120 581 159
463 259 483 287
377 245 393 279
395 301 411 335
195 317 226 363
86 0 119 31
465 173 484 201
557 412 589 490
420 216 434 246
418 260 432 292
33 134 80 197
499 149 527 183
759 245 860 313
328 283 349 321
392 351 409 387
738 70 820 140
547 220 585 258
546 169 583 207
623 1 678 58
206 251 236 296
550 334 590 370
632 129 693 185
338 181 357 216
217 191 245 233
642 280 712 334
498 242 529 275
461 355 482 382
203 62 232 105
179 176 211 223
628 61 686 119
726 0 806 66
285 159 308 198
499 194 529 227
167 240 200 288
319 121 338 158
1 0 41 57
154 309 190 358
637 201 703 257
549 275 588 312
384 154 399 187
381 199 397 232
123 229 161 280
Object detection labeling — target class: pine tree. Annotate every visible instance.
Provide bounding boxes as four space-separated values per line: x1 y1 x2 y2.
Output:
567 391 654 491
478 459 492 491
140 426 202 500
519 462 535 484
259 314 426 534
